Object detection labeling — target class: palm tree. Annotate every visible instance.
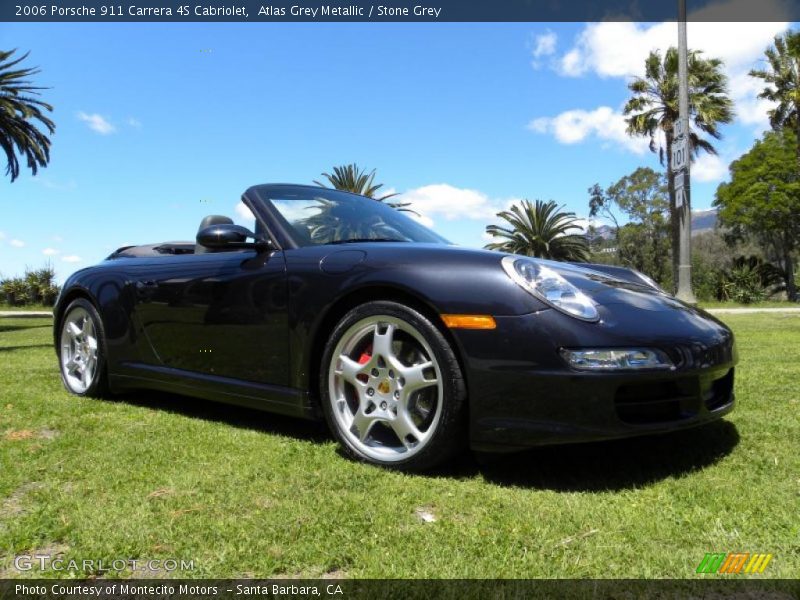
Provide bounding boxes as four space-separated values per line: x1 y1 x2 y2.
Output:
314 162 415 213
624 47 733 289
484 199 589 262
0 49 55 182
750 31 800 169
314 163 399 201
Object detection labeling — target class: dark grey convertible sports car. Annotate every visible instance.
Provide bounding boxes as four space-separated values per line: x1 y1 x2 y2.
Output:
54 184 737 470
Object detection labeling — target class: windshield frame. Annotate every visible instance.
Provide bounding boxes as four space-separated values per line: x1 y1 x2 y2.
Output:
244 183 450 249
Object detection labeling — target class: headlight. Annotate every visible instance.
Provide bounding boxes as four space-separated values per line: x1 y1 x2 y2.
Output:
560 348 675 371
501 256 599 321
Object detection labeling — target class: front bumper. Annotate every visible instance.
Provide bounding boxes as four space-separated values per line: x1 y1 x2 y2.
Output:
456 308 737 453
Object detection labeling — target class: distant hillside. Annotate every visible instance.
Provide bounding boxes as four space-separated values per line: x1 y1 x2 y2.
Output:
588 209 718 240
692 209 718 233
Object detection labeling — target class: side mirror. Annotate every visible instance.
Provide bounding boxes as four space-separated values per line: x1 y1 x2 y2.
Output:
196 224 272 251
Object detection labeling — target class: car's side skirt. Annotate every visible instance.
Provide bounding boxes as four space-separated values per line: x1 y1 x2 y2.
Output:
109 362 317 420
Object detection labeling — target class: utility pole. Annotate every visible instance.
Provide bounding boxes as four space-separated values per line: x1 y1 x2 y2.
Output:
674 0 696 303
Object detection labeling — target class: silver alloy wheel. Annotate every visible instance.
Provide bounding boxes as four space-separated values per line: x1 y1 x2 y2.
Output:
60 306 99 394
328 315 443 462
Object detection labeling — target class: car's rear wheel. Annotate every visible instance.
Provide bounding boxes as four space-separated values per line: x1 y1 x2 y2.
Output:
320 301 466 471
58 298 108 397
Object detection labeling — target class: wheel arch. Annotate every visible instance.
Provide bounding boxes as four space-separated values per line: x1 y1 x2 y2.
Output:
305 284 470 417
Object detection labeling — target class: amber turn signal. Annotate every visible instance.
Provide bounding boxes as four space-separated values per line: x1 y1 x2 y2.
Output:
440 314 497 330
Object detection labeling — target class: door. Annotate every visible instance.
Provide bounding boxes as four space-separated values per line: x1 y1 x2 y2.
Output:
131 249 290 386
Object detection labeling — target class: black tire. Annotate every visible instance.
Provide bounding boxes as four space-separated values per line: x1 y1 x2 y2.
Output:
320 301 467 471
57 298 109 398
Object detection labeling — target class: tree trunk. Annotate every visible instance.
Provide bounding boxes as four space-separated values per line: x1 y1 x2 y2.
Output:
793 112 800 301
795 112 800 174
785 248 797 302
665 132 679 293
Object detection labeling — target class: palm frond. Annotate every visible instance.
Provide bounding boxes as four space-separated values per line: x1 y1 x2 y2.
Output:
0 48 54 182
483 199 589 262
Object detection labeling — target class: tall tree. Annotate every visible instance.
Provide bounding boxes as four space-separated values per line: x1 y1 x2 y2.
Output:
589 167 671 285
484 199 589 262
750 30 800 170
314 163 398 200
0 49 55 182
588 182 621 249
714 129 800 301
624 47 733 290
314 162 414 212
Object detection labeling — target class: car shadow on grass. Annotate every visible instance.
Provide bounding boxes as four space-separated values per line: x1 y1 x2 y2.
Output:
111 391 739 491
0 343 53 352
114 390 332 443
445 419 741 492
0 323 52 333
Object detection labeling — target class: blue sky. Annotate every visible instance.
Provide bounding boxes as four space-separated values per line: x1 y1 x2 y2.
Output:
0 18 792 281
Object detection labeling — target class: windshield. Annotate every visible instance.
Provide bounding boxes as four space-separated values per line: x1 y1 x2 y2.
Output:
261 187 450 247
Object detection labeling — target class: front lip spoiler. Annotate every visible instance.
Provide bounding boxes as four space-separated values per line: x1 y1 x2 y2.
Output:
471 391 735 453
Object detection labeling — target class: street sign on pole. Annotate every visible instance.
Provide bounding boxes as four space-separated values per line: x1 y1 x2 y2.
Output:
671 136 689 172
674 0 696 303
675 182 686 208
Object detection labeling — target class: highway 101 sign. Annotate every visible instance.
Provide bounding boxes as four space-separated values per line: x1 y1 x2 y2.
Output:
671 119 689 208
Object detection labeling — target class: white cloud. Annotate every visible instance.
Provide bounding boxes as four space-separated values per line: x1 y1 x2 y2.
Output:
62 255 82 263
556 20 787 81
42 248 60 256
127 117 142 128
234 202 255 221
533 31 557 57
408 211 435 229
533 13 789 160
528 106 649 154
692 153 729 183
0 231 5 240
394 184 517 223
379 187 434 224
77 112 116 135
52 235 63 242
552 18 788 129
38 178 77 191
571 217 606 234
9 239 25 248
531 30 557 68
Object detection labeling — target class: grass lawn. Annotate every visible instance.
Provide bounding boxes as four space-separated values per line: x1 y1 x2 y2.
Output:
0 314 798 579
0 304 53 313
698 300 798 309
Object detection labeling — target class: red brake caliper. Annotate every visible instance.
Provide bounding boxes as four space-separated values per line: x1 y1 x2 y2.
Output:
356 344 372 383
358 344 373 365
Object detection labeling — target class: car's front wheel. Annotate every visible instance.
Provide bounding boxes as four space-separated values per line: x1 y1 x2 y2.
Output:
320 301 466 471
58 298 108 397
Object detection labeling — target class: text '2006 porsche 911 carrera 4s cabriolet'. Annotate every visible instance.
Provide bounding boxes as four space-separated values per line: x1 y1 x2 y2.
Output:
54 184 737 470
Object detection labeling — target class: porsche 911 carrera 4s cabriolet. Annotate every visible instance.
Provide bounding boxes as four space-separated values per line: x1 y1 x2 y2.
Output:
54 184 737 470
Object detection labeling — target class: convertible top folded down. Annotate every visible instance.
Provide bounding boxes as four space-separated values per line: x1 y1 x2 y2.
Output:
109 242 195 258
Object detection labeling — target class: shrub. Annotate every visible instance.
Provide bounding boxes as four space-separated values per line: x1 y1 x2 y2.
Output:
718 256 782 304
1 277 27 306
24 265 58 305
1 264 60 307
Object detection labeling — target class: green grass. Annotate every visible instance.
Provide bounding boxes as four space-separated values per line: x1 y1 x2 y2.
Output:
0 304 53 312
1 314 798 579
698 300 798 309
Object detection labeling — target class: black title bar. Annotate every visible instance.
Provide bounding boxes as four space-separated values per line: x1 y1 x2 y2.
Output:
3 579 800 599
3 0 799 22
